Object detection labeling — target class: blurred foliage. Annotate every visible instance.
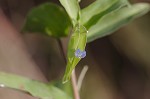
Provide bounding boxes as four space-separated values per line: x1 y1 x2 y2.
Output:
0 72 72 99
23 3 71 38
87 3 150 42
80 0 127 28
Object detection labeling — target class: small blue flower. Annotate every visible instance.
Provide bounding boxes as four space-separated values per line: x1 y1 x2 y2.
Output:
75 49 86 58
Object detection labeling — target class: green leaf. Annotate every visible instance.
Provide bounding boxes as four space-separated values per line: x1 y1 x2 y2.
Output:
59 0 80 26
87 3 150 42
0 72 72 99
81 0 128 29
63 25 87 83
23 3 71 38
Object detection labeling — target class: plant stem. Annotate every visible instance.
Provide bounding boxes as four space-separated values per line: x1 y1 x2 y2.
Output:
71 69 80 99
77 65 88 91
57 39 80 99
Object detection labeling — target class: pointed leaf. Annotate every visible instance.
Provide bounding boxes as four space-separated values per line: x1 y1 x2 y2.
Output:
87 3 150 42
23 3 71 38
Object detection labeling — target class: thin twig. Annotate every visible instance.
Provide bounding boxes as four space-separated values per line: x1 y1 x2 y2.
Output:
57 39 80 99
77 65 88 91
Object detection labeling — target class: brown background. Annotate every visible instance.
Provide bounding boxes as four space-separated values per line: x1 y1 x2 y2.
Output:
0 0 150 99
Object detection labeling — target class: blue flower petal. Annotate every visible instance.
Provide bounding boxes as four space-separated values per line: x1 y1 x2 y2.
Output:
75 49 86 58
81 51 86 58
75 49 81 57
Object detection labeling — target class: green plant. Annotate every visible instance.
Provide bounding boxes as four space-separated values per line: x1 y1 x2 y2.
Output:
0 0 149 99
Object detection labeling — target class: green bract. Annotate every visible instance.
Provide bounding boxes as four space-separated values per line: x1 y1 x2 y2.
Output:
63 25 87 83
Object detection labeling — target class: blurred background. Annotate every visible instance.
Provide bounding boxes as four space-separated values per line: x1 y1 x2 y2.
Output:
0 0 150 99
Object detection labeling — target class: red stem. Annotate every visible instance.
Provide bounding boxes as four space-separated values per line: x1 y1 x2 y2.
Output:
71 70 80 99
